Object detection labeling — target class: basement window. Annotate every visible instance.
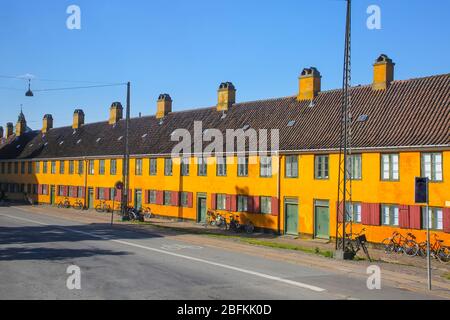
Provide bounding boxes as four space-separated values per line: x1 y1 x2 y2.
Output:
287 120 296 127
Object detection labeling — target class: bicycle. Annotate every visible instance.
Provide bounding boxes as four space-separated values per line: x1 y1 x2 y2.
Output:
121 206 144 222
95 200 112 213
206 210 227 230
338 228 372 262
228 214 254 234
57 197 71 209
72 199 84 210
381 231 418 256
418 234 450 264
142 206 154 219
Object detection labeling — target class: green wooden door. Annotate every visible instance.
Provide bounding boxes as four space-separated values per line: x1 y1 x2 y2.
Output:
315 201 329 239
285 203 298 235
50 186 55 205
197 196 207 223
88 188 94 209
135 189 142 210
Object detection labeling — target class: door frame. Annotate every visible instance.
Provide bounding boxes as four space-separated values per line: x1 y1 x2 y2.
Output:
284 197 299 235
196 192 207 223
314 199 330 239
87 187 94 209
50 185 55 205
134 189 142 210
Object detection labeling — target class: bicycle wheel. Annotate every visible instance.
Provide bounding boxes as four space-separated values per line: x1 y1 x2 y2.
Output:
95 205 103 213
245 222 254 234
381 238 395 254
402 240 419 257
436 247 450 264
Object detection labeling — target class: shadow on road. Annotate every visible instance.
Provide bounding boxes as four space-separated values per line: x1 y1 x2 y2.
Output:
0 247 129 261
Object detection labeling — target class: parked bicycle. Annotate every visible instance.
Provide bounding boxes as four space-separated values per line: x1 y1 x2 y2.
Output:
206 210 227 230
95 200 112 213
381 231 418 256
142 206 154 220
228 214 254 234
72 199 84 210
417 234 450 264
338 228 372 262
121 206 144 222
57 197 71 209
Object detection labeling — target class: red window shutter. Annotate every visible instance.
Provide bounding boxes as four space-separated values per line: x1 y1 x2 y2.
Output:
127 189 132 202
361 203 371 225
230 195 237 212
370 203 381 226
443 208 450 233
172 191 179 206
187 192 193 208
65 186 69 197
156 191 163 205
115 188 122 202
38 184 42 195
409 205 422 230
225 195 231 211
337 201 344 223
210 193 216 210
247 196 254 212
399 205 410 229
144 190 149 204
253 196 260 214
104 188 110 201
271 197 279 216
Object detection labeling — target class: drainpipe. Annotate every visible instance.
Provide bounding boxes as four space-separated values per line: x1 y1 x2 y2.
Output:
277 151 281 235
84 158 88 209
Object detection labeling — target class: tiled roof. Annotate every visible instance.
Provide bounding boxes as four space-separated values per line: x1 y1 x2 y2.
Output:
0 73 449 160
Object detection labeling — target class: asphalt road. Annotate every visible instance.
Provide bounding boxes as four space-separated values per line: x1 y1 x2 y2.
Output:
0 206 443 300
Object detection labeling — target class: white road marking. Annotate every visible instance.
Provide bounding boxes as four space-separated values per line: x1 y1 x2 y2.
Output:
0 212 326 293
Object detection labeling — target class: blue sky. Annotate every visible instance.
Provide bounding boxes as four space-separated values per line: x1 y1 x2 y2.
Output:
0 0 449 129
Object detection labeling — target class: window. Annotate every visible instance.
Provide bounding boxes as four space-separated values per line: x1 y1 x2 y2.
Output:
20 162 25 174
43 161 48 174
135 158 143 176
58 185 65 196
78 187 84 198
348 154 362 180
421 153 443 182
181 157 190 176
78 160 84 175
315 155 329 179
260 196 272 214
149 190 157 204
381 204 399 226
345 202 362 223
197 157 207 176
27 161 32 174
164 158 173 176
69 160 74 175
51 161 56 174
237 156 248 177
35 161 40 174
68 186 77 198
285 155 298 178
99 160 105 175
59 161 65 174
88 160 94 175
237 195 248 212
14 162 19 174
422 207 443 230
110 159 117 175
42 185 48 195
381 154 399 181
216 157 227 176
260 156 272 177
216 194 227 210
180 192 189 207
149 158 157 176
163 191 172 206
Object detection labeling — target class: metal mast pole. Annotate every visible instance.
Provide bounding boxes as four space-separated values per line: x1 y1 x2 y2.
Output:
336 0 353 257
122 82 131 215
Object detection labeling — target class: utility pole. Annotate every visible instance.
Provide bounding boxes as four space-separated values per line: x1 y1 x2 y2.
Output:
121 82 131 215
335 0 354 259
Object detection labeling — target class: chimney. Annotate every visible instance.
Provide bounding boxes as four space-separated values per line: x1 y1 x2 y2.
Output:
42 114 53 133
73 109 85 129
6 122 14 138
156 94 172 119
109 102 123 125
15 111 27 137
373 54 395 90
217 82 236 112
297 67 321 101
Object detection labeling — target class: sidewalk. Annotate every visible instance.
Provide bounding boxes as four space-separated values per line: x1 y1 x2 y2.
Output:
7 203 450 298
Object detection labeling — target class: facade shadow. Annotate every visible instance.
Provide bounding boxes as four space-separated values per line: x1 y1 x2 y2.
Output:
0 247 129 261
